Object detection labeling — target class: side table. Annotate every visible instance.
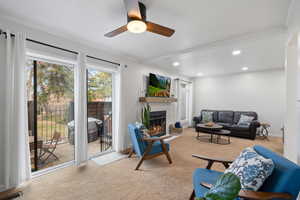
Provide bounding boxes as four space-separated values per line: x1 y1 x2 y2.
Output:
258 123 270 140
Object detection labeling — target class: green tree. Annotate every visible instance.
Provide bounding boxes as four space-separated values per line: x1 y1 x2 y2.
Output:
37 61 74 106
87 70 112 102
26 61 112 106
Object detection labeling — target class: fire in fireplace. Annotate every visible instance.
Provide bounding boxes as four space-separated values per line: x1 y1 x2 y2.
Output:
148 111 166 136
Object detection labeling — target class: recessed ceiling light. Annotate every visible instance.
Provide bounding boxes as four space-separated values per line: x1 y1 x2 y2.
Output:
242 67 248 71
232 50 242 56
197 72 203 76
172 62 180 67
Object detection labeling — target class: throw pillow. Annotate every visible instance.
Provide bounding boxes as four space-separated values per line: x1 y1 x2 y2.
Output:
225 147 274 191
202 111 213 123
238 115 254 126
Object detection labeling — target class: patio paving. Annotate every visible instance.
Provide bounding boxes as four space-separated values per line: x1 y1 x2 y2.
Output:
34 138 112 171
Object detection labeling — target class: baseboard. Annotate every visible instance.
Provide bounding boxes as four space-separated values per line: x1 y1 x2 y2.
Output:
120 147 132 154
268 134 283 138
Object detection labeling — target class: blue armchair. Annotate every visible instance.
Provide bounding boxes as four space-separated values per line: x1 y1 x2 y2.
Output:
128 124 172 170
190 145 300 200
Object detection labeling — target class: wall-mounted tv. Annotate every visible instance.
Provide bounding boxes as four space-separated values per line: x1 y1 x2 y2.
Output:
147 73 171 97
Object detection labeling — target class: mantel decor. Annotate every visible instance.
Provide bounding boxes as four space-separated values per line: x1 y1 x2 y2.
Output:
139 97 177 103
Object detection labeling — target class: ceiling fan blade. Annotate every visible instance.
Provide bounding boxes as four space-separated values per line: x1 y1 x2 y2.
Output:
123 0 142 19
104 25 128 37
146 21 175 37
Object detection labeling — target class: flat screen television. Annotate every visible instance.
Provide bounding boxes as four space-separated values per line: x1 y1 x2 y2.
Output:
147 73 171 97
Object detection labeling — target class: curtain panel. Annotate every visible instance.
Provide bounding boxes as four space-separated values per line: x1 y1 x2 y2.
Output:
3 31 31 189
74 52 88 165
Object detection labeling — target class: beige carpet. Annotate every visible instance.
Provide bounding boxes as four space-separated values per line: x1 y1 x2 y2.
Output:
22 128 283 200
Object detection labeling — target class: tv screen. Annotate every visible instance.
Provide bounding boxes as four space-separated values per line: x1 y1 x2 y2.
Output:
148 73 171 97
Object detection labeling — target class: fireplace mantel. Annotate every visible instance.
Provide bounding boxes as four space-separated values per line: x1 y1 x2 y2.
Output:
139 97 177 103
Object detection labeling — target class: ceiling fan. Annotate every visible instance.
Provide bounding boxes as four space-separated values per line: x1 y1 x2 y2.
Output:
104 0 175 38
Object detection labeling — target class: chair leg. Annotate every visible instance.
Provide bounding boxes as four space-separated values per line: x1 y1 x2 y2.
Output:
135 141 153 170
135 156 146 170
128 148 134 158
165 151 172 164
42 149 58 163
161 140 172 164
189 190 195 200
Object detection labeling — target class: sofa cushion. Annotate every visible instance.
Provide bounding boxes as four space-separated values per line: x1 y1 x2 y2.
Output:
217 111 234 124
238 115 254 126
201 111 213 123
217 122 232 129
230 124 250 132
233 112 258 124
193 168 223 198
225 147 274 191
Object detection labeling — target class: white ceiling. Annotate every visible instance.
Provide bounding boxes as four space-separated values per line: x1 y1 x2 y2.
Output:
0 0 291 77
147 28 287 77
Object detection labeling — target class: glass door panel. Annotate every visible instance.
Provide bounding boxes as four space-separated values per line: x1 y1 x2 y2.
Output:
27 59 75 172
87 69 113 157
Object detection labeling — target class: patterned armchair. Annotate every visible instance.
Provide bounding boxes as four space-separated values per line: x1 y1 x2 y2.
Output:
190 145 300 200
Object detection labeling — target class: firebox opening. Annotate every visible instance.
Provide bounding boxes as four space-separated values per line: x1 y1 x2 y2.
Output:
148 111 166 136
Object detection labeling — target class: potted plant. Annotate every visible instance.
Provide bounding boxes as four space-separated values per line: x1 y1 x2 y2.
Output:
141 103 151 129
196 173 241 200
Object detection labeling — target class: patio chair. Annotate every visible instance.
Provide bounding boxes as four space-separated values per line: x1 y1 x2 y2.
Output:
128 124 172 170
41 132 61 163
29 140 44 164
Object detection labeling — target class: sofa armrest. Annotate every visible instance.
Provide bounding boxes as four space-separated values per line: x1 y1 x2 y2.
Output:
250 120 260 128
247 120 261 139
193 116 202 124
192 154 233 169
200 182 292 200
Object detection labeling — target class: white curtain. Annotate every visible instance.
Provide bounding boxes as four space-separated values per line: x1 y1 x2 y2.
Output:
114 65 125 152
4 31 31 189
74 52 88 165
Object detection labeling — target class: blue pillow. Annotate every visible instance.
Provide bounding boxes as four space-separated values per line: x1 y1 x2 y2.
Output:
175 122 182 128
202 111 213 123
225 147 274 191
238 115 254 126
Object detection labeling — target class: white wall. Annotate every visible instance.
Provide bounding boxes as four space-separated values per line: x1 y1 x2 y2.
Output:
193 69 285 136
284 36 299 163
286 0 300 164
120 62 190 149
287 0 300 40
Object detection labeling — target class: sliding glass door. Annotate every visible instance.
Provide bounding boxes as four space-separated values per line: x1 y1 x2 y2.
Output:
87 68 113 157
27 58 75 172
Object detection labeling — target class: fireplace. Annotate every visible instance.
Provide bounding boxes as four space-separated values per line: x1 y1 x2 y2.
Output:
148 111 166 136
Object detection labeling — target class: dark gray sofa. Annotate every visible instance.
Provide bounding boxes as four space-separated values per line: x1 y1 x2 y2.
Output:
193 109 260 140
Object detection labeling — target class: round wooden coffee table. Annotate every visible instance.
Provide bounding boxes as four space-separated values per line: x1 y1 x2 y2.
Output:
196 124 231 144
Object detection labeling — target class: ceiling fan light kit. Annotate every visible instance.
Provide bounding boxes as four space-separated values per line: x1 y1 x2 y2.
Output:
127 20 147 33
105 0 175 38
